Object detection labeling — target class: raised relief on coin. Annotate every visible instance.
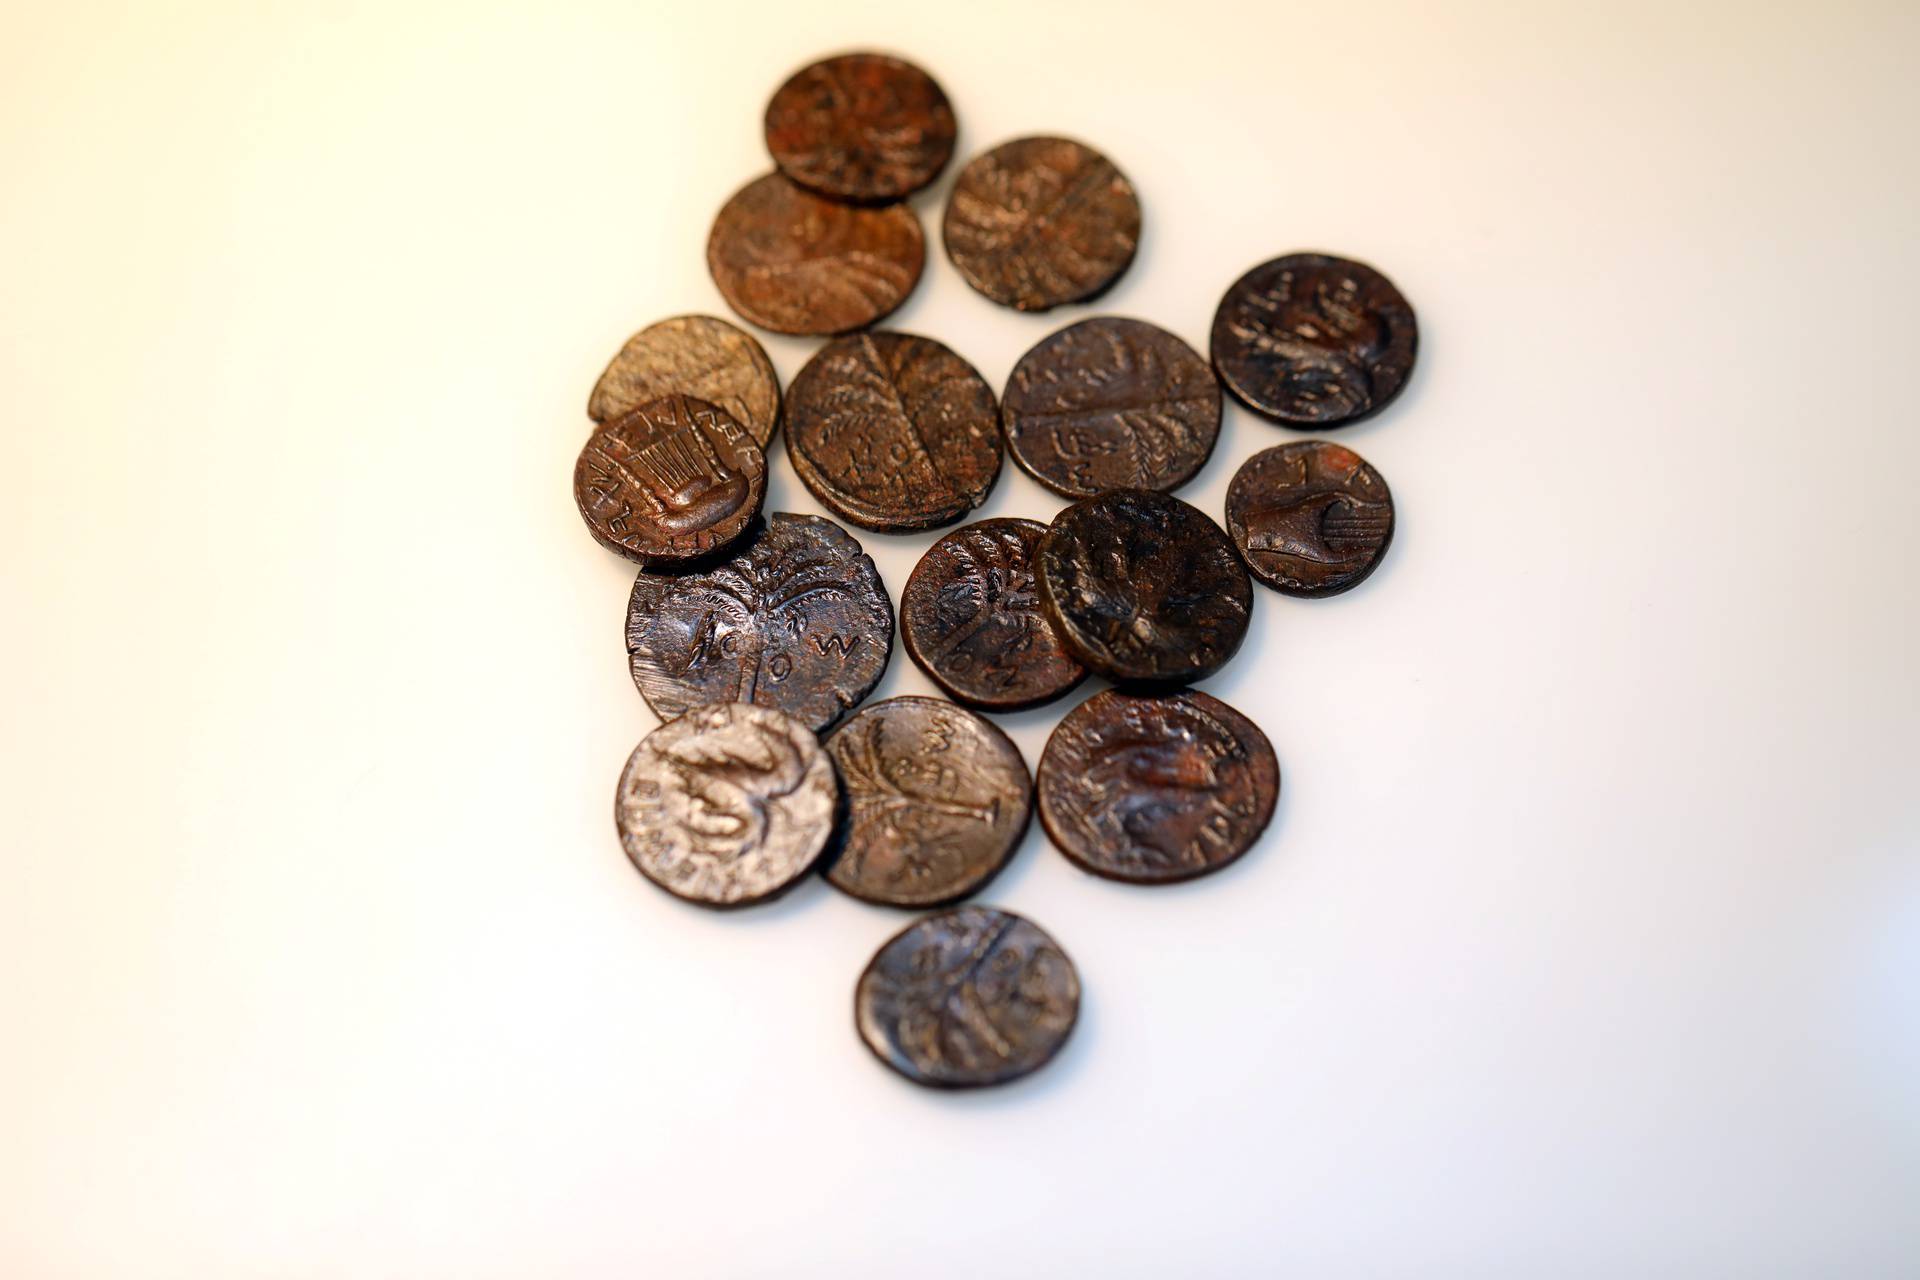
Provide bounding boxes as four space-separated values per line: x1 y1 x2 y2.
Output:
1002 317 1222 497
625 514 893 733
574 394 766 565
784 331 1003 532
587 315 781 448
1226 441 1395 597
855 905 1079 1088
824 698 1032 908
617 703 838 908
1037 689 1278 885
1210 252 1418 428
764 51 956 202
707 172 925 337
942 136 1141 312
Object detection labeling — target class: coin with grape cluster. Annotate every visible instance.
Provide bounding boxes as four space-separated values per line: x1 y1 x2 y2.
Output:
1226 441 1395 597
587 315 781 448
764 52 956 202
573 394 766 566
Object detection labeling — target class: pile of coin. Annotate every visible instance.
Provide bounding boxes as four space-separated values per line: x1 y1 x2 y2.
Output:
575 52 1416 1090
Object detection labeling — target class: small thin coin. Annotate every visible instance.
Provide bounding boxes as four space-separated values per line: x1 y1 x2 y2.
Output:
942 136 1141 312
574 394 766 566
824 697 1032 908
1226 441 1395 597
1002 317 1221 498
1210 252 1418 428
764 52 956 202
587 315 781 449
617 702 838 908
855 905 1079 1088
1037 689 1278 885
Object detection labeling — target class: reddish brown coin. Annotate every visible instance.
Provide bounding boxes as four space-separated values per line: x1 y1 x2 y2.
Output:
1226 440 1395 597
587 315 780 449
764 52 956 202
573 394 766 566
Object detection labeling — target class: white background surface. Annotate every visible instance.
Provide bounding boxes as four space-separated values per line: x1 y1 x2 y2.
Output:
3 1 1917 1275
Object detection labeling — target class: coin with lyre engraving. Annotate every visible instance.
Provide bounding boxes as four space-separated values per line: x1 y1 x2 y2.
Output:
573 394 766 566
1226 441 1395 597
764 52 956 202
587 315 781 448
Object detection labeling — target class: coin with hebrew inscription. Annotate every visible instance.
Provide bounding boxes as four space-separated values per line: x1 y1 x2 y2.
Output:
573 394 766 566
587 315 781 449
1226 440 1395 597
764 51 956 202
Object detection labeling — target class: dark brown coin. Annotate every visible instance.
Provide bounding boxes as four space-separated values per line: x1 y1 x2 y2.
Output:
1210 253 1418 428
616 702 838 908
1002 317 1221 498
573 394 766 566
900 519 1086 710
855 905 1079 1088
626 513 893 734
1037 689 1278 885
1036 489 1252 686
1226 441 1395 597
764 52 956 202
785 331 1002 532
824 697 1032 908
942 136 1141 312
587 315 781 449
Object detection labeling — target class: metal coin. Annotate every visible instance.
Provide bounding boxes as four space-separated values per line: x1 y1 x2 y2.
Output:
1226 441 1394 597
764 51 956 202
587 315 781 449
574 394 766 566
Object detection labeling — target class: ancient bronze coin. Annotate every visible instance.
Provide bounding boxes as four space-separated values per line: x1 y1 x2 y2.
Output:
1002 317 1221 498
1036 489 1252 686
625 513 893 734
1037 689 1278 885
573 394 766 566
1226 441 1395 597
784 331 1002 532
942 136 1141 312
855 905 1079 1088
616 702 838 908
1210 253 1418 428
899 518 1086 710
824 697 1032 908
707 172 925 337
587 315 781 449
764 52 956 203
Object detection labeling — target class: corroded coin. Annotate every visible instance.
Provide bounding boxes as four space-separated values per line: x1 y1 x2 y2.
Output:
707 172 925 337
785 331 1002 532
1226 441 1395 597
587 315 781 448
1036 489 1252 685
625 513 893 733
900 518 1086 710
1002 317 1221 497
1037 689 1278 885
942 136 1141 312
616 702 837 908
764 52 956 202
855 905 1079 1088
1210 253 1418 428
573 394 766 566
824 697 1032 908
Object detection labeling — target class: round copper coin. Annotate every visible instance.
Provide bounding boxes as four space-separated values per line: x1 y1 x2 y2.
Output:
855 905 1079 1088
824 697 1032 908
587 315 781 448
1210 252 1418 428
573 393 766 566
784 331 1003 532
942 136 1141 312
764 52 956 202
900 518 1086 710
1037 689 1278 885
707 172 925 337
617 702 838 908
1036 489 1252 686
1002 317 1221 498
626 513 893 733
1226 441 1395 597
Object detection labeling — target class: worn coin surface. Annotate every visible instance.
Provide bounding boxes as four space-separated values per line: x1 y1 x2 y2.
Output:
1226 441 1395 597
1002 317 1221 497
707 172 925 336
824 697 1032 908
1037 689 1278 885
587 315 781 448
764 52 956 202
785 331 1002 532
855 905 1079 1088
616 702 838 908
625 513 893 733
942 136 1141 312
574 394 766 566
1210 252 1418 428
1037 489 1252 685
900 518 1086 709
